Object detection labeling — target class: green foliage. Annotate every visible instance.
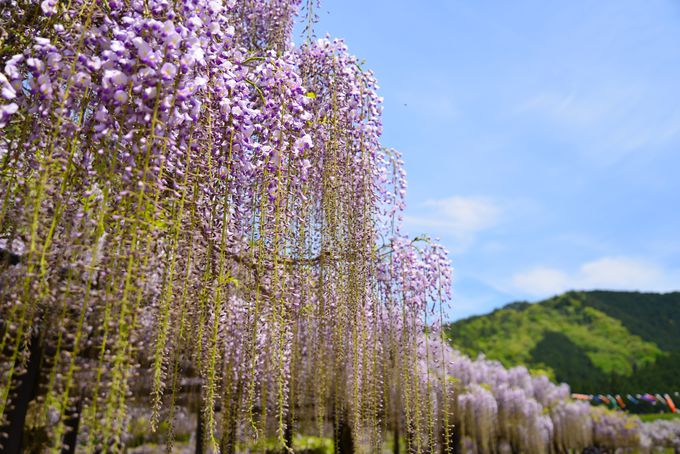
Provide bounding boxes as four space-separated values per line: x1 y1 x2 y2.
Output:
580 291 680 351
127 416 191 448
530 331 610 391
638 413 680 422
446 291 680 393
293 434 334 454
237 434 334 454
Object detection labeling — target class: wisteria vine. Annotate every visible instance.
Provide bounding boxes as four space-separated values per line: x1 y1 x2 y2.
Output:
3 1 675 453
0 0 452 452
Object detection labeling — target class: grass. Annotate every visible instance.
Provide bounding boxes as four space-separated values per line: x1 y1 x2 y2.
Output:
638 412 680 422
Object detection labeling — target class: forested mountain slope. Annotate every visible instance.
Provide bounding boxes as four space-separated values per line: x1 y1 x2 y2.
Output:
445 291 680 393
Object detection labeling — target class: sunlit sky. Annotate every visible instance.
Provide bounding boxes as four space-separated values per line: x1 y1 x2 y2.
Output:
302 0 680 320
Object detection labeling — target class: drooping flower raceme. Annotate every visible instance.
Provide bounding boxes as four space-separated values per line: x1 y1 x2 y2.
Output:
0 0 452 452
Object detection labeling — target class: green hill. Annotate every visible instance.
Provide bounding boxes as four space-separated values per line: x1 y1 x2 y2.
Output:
445 290 680 394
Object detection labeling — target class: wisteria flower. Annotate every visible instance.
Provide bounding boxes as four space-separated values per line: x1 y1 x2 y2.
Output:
40 0 57 15
0 103 18 127
103 69 128 90
159 62 177 81
26 57 45 73
73 71 91 87
133 37 159 67
5 55 23 79
113 90 128 104
0 74 16 100
37 74 53 98
294 133 313 154
110 40 126 54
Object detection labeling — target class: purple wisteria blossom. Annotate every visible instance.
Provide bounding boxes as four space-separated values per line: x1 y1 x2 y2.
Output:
0 0 452 452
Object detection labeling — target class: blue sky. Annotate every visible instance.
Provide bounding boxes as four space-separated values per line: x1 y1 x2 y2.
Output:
303 0 680 320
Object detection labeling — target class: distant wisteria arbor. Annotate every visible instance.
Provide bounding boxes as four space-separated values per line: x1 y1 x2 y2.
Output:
0 0 452 452
424 340 680 454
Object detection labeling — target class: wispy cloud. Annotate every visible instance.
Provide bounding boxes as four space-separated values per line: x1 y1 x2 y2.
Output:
425 196 500 231
515 86 680 163
406 195 500 236
512 267 571 296
516 90 599 126
512 256 680 297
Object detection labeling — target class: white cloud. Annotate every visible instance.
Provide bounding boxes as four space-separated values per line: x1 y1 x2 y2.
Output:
512 256 680 296
405 196 502 251
512 267 570 296
578 257 663 289
424 196 500 232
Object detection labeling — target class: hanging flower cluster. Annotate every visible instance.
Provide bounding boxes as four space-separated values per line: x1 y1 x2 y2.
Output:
423 339 678 454
640 419 680 452
590 406 641 450
0 0 454 452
